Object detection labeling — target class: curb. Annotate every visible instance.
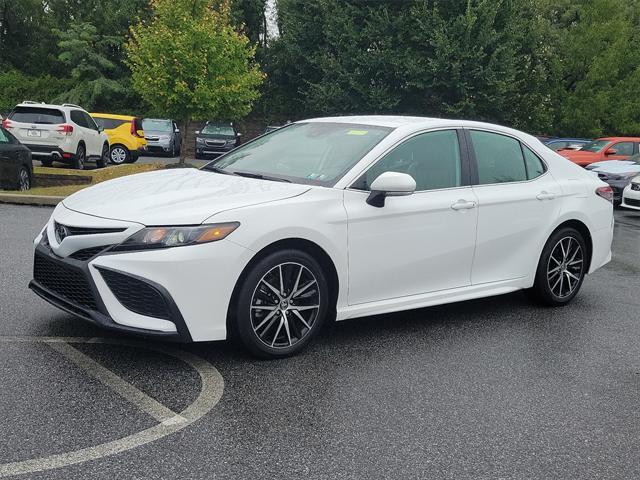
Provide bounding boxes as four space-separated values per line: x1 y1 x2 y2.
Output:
0 193 64 206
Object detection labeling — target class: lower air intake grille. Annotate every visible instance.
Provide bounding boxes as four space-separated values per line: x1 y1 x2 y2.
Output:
70 246 111 261
625 197 640 207
34 254 97 310
99 269 171 320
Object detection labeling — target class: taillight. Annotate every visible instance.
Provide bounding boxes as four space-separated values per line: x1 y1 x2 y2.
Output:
596 186 614 203
2 119 12 129
57 124 74 135
130 118 143 138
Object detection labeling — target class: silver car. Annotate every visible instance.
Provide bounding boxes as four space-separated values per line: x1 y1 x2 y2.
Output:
142 118 181 157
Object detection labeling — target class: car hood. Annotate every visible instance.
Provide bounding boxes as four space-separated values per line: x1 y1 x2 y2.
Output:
62 168 310 225
587 160 640 173
197 133 235 140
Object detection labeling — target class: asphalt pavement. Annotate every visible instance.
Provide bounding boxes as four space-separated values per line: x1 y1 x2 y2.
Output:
1 204 639 479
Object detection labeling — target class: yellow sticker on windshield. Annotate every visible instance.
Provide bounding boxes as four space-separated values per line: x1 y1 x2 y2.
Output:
347 130 368 135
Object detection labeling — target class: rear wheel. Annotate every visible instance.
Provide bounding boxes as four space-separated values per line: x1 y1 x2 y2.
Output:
18 167 30 191
96 143 109 168
529 227 587 306
235 250 329 358
73 144 85 170
110 145 129 165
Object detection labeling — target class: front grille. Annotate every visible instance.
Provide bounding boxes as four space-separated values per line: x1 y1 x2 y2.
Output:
55 222 126 236
625 198 640 207
99 268 171 320
34 254 97 310
205 140 225 147
70 245 112 261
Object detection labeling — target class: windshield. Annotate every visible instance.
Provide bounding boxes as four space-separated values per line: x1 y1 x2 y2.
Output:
580 140 610 153
202 124 235 135
142 119 172 132
203 122 393 186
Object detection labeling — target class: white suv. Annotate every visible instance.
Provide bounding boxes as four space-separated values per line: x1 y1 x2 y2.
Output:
2 102 110 169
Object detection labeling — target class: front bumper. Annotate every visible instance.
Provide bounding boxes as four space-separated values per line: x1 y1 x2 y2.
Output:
144 139 172 153
195 143 235 157
621 183 640 210
30 204 253 342
30 240 192 342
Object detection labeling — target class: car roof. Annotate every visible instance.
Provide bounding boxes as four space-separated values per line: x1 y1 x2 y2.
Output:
546 138 590 142
597 137 640 141
15 102 86 111
91 113 136 121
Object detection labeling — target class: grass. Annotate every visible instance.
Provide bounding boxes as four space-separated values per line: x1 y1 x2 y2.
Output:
2 163 164 197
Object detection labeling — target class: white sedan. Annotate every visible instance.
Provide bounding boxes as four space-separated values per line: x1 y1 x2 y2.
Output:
31 116 614 358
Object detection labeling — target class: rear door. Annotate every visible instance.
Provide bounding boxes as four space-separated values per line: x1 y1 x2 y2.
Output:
465 129 562 284
7 107 66 147
70 110 100 157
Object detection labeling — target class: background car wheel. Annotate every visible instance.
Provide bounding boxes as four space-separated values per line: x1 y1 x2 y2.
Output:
18 167 31 191
97 143 109 168
110 145 129 165
235 249 329 358
73 144 85 170
171 142 176 157
529 227 587 306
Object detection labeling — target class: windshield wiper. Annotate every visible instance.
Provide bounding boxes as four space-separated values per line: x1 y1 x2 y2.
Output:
232 171 291 183
203 165 234 175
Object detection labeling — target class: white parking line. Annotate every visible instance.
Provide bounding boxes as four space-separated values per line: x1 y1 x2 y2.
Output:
0 336 224 478
48 341 185 425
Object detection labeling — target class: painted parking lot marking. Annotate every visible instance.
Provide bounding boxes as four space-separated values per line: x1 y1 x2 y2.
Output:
0 336 224 478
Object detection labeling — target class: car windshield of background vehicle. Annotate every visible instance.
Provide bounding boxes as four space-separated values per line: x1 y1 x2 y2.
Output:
202 124 235 135
203 122 393 186
142 119 172 132
580 140 610 152
10 107 65 125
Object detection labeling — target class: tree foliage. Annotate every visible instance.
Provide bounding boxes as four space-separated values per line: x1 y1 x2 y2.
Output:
126 0 264 161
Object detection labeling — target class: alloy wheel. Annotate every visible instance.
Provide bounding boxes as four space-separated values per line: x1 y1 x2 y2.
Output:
18 168 30 191
547 236 584 298
250 262 321 349
111 147 127 164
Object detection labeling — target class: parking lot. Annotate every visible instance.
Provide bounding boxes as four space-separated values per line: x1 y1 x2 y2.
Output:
0 204 639 479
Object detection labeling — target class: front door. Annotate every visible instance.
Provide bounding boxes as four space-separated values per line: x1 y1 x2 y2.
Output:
344 129 479 305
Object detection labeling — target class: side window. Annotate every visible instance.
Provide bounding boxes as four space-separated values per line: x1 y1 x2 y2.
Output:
83 112 99 131
470 130 527 184
0 128 9 144
522 145 546 179
612 142 634 156
550 141 567 151
353 130 462 191
70 110 87 128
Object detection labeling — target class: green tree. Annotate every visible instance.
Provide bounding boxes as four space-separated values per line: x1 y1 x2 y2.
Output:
126 0 264 163
52 22 129 110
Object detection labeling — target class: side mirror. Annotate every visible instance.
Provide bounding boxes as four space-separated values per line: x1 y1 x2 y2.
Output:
195 130 200 135
605 148 618 156
98 126 104 132
236 132 242 137
174 128 180 133
366 172 416 208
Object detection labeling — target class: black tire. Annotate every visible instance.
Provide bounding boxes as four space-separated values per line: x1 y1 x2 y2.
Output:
73 144 86 170
109 144 129 165
529 227 587 306
96 143 109 168
235 249 329 358
40 159 53 167
18 167 31 191
170 142 176 157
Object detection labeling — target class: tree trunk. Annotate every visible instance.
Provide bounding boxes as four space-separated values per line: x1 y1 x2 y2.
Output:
180 117 190 165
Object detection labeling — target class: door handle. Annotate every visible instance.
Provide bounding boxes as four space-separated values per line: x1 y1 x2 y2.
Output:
451 199 477 211
536 191 556 201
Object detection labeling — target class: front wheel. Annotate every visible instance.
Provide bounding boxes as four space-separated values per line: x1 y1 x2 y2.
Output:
529 227 587 306
97 143 109 168
109 145 129 165
235 250 329 358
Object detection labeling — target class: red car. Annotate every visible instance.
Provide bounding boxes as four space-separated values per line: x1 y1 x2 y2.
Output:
560 137 640 166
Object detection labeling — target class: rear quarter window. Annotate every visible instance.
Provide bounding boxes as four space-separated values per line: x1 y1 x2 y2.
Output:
93 117 127 130
10 107 65 125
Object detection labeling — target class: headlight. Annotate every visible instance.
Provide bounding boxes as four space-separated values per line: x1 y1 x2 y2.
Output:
196 137 205 144
226 139 236 146
112 223 239 251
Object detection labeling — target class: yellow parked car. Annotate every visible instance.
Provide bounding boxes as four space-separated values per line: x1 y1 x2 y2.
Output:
90 113 146 164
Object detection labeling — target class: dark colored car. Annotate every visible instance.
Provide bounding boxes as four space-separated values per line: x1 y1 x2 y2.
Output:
195 121 241 159
586 157 640 205
0 126 33 190
544 138 591 152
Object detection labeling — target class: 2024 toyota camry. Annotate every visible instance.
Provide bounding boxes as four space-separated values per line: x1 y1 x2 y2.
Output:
30 116 614 358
